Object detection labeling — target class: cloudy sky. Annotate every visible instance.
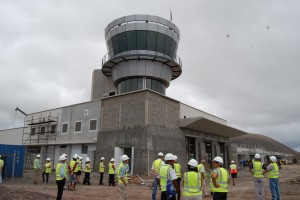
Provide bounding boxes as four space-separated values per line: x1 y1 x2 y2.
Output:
1 0 299 151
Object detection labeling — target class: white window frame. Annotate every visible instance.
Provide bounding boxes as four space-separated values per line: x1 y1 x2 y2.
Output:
61 122 69 135
89 119 98 132
74 121 82 133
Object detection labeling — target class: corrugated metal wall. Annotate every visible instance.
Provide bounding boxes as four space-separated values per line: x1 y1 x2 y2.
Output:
0 144 25 178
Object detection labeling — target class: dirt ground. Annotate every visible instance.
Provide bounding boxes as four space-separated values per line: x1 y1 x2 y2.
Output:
0 164 299 200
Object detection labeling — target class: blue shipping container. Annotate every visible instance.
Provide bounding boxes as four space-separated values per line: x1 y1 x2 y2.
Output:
0 144 25 178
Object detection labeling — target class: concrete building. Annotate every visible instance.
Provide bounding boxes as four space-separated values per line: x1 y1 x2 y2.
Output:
1 14 248 172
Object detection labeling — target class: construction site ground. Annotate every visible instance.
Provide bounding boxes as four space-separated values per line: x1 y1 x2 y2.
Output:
0 164 299 200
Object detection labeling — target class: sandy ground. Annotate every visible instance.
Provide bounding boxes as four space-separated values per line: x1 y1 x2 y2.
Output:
0 164 299 200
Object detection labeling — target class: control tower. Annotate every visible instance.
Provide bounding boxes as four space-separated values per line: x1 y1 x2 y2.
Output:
91 14 182 99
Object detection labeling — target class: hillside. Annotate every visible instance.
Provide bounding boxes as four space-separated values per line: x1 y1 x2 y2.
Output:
230 133 300 159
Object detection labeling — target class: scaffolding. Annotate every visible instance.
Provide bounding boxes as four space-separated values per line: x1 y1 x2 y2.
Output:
22 113 58 168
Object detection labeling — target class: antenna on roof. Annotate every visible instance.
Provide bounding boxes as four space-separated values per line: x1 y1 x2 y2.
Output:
170 10 173 21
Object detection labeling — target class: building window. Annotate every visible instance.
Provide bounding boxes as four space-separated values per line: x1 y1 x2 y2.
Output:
75 121 82 133
40 126 46 135
119 77 144 94
30 127 36 135
89 119 97 131
81 144 88 154
51 125 56 134
109 30 178 59
146 78 165 94
61 123 68 134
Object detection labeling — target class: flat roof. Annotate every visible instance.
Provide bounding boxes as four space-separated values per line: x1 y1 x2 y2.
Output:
179 117 248 138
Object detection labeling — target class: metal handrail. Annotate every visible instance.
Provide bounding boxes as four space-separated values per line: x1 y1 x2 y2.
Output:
102 50 182 67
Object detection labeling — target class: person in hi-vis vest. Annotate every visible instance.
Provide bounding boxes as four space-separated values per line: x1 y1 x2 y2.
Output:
264 156 280 200
108 158 116 186
229 160 237 186
34 154 41 184
56 155 67 200
249 153 266 200
117 154 130 200
183 159 202 200
210 156 229 200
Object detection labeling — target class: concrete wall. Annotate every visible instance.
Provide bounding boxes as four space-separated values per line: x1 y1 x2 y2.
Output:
91 69 117 100
180 103 227 125
0 127 23 145
59 100 101 144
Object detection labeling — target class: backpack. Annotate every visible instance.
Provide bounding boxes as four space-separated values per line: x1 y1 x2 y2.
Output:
166 166 176 199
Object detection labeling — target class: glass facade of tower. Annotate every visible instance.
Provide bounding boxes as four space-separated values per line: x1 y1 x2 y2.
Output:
118 77 165 94
107 30 178 59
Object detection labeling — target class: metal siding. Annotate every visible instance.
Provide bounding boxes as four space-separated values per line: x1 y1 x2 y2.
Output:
0 144 25 178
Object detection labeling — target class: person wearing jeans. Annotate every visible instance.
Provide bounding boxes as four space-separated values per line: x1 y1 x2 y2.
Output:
265 156 280 200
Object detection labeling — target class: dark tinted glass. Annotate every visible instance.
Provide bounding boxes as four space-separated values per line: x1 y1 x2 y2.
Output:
121 81 126 93
147 31 157 51
137 30 147 50
156 33 166 53
125 79 130 92
108 30 177 58
164 36 172 57
127 31 137 50
137 78 143 89
131 78 138 91
118 32 128 52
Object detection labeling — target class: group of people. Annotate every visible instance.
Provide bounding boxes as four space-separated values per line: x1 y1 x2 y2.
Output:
20 151 281 200
32 153 92 200
249 154 281 200
151 152 212 200
151 152 281 200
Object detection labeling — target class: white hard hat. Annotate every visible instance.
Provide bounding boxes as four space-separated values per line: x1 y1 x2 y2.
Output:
173 155 178 160
111 158 114 162
270 156 277 162
213 156 223 164
231 160 234 163
187 159 198 167
164 153 174 161
120 155 130 162
158 152 164 157
255 154 261 159
79 157 82 160
101 157 105 160
59 155 66 161
73 154 78 158
46 158 50 161
36 154 41 158
62 153 67 157
86 157 90 162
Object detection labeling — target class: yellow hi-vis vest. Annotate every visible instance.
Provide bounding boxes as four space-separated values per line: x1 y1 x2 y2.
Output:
99 162 105 173
253 161 264 178
154 159 162 173
183 171 202 196
174 163 181 178
56 163 65 180
230 164 237 174
109 162 115 174
268 163 279 178
45 162 52 173
85 163 91 172
210 167 228 193
159 165 173 192
0 159 4 168
70 160 78 172
75 160 81 171
197 163 206 179
34 159 39 169
117 162 128 184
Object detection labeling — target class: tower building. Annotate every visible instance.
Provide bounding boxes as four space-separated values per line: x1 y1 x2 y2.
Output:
91 14 182 99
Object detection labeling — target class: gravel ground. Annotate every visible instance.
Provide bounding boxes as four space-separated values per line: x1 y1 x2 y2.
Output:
0 164 299 200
